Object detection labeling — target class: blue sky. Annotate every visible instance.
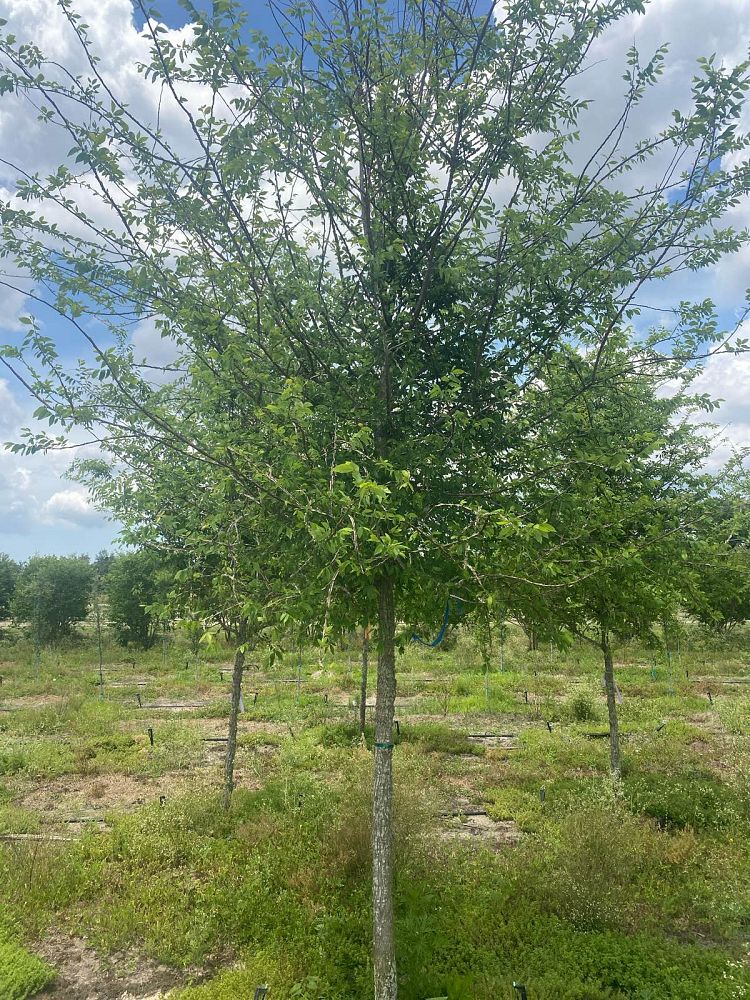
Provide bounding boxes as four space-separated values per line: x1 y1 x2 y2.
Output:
1 0 750 562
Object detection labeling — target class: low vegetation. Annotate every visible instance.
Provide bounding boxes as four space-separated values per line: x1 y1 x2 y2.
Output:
0 620 749 998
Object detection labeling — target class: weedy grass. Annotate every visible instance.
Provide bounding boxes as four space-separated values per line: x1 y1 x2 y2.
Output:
2 623 750 998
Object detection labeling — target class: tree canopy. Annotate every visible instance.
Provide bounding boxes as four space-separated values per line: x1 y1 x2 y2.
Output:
2 1 750 995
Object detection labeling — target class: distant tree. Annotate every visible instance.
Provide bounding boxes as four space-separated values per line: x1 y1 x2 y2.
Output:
686 477 750 630
0 554 19 620
688 547 750 630
93 550 116 579
11 555 94 644
502 342 715 778
106 550 169 648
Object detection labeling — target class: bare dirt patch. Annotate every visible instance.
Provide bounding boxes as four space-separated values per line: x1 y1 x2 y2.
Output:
34 931 202 999
0 694 66 709
440 810 521 850
18 772 210 819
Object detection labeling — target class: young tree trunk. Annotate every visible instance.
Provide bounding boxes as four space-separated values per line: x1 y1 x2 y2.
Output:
602 633 622 779
359 625 370 736
223 620 247 811
526 628 538 652
373 576 397 1000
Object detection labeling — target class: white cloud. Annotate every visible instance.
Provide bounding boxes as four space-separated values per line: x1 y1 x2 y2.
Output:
131 316 182 382
0 377 114 552
689 346 750 467
42 487 101 525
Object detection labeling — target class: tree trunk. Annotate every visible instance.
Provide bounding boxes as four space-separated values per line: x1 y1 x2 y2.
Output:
223 620 247 811
373 576 397 1000
359 625 370 736
526 628 538 652
602 634 622 779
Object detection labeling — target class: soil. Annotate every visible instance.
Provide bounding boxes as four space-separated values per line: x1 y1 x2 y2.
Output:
34 931 203 1000
439 797 522 850
0 694 66 709
18 771 211 819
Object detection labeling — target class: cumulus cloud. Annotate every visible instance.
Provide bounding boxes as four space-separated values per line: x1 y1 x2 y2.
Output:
0 377 114 553
42 487 101 526
689 347 750 466
131 316 182 382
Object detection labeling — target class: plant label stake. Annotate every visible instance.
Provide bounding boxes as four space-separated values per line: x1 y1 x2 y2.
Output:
253 691 258 706
136 692 143 708
253 987 269 1000
524 691 529 704
148 727 154 747
708 689 714 705
546 720 553 733
513 984 528 1000
159 795 166 807
323 692 328 704
394 720 400 736
539 787 546 805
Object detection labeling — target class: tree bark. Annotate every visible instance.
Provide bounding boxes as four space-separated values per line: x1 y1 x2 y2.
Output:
359 625 370 736
373 576 397 1000
602 633 622 779
223 620 247 811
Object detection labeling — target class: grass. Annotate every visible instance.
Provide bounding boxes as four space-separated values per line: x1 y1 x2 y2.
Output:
1 620 750 997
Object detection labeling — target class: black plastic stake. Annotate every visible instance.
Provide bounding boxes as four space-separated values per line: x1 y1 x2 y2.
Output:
513 984 528 1000
394 720 400 736
524 691 529 704
708 689 714 705
159 795 166 807
148 727 154 747
539 787 546 805
253 987 269 1000
546 720 553 733
252 691 258 706
136 692 143 708
323 693 328 704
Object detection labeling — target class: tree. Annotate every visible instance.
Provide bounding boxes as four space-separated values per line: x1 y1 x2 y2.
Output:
11 555 94 644
106 550 170 648
684 474 750 630
509 342 716 778
687 546 750 631
2 2 750 994
0 554 18 620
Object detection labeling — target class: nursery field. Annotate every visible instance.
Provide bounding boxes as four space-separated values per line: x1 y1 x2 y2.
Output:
1 624 750 1000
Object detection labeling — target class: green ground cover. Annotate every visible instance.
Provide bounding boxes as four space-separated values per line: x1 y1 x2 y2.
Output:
0 622 748 998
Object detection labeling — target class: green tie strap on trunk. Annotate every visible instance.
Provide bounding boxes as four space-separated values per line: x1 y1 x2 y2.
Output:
375 741 395 750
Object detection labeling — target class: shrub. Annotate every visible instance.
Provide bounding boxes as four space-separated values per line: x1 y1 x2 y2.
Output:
625 772 746 831
567 694 599 722
521 801 675 932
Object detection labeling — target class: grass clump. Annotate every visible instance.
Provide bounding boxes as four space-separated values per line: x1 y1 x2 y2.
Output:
0 920 54 1000
566 693 599 723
